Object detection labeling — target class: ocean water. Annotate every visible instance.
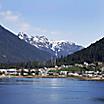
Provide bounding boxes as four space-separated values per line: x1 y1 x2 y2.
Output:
0 78 104 104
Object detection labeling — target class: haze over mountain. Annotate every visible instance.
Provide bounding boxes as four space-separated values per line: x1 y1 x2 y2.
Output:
57 37 104 65
0 25 52 63
18 32 83 57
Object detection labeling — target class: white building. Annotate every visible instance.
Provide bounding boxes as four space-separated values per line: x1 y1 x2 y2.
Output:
7 69 17 75
60 71 68 75
0 69 7 75
84 62 89 66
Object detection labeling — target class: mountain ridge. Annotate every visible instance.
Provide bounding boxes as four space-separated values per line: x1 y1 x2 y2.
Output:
18 32 83 57
0 25 52 63
56 37 104 65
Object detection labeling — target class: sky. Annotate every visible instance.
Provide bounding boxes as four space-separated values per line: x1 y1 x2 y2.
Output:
0 0 104 47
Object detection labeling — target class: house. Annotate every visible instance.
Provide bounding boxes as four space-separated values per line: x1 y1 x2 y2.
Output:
7 69 17 75
101 67 104 72
89 63 96 67
97 62 103 66
22 69 29 76
84 62 89 67
30 69 36 75
16 69 23 76
60 71 68 75
0 69 7 75
61 65 66 68
75 64 83 68
38 68 48 76
68 72 80 76
84 71 95 77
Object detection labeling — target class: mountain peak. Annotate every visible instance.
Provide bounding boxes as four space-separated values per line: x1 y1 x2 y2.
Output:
34 35 49 43
18 32 83 57
50 40 75 45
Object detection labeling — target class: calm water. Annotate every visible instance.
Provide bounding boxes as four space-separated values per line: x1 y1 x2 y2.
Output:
0 78 104 104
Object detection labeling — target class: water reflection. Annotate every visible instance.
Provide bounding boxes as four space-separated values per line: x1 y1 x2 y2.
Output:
93 97 104 103
0 78 104 104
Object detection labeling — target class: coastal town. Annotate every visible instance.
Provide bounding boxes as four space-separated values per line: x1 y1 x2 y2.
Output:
0 62 104 81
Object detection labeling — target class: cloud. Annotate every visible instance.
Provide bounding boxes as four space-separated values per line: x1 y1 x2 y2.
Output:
0 10 19 21
0 10 65 39
50 31 61 35
0 10 31 33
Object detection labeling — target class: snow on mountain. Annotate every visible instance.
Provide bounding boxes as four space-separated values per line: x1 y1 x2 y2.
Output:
18 32 83 57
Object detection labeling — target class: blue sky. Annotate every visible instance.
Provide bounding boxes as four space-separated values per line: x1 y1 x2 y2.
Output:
0 0 104 47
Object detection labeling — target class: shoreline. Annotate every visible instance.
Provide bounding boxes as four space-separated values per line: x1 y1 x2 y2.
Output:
0 75 104 81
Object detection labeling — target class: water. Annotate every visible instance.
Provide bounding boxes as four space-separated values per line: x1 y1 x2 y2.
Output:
0 78 104 104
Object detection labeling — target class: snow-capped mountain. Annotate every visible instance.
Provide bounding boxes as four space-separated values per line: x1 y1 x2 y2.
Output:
18 32 83 57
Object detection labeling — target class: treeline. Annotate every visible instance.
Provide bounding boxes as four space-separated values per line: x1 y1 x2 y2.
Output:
0 60 56 69
56 37 104 65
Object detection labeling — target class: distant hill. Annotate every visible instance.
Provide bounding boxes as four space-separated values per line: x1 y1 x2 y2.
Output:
56 37 104 65
0 25 52 63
